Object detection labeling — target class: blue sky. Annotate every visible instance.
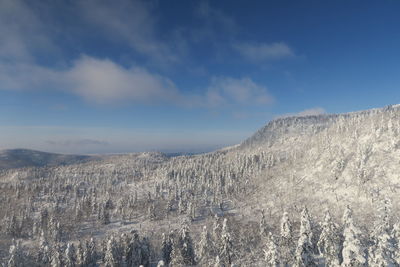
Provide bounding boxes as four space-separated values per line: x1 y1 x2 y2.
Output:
1 0 400 154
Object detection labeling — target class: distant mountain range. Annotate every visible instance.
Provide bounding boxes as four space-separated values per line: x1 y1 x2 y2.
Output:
0 149 98 170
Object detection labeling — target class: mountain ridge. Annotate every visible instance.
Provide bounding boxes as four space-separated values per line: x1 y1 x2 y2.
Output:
0 148 98 170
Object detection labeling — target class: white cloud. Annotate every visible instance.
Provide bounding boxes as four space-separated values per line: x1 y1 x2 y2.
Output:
0 0 276 109
65 56 180 104
233 42 294 62
277 107 326 119
0 54 274 108
0 56 180 105
206 77 274 107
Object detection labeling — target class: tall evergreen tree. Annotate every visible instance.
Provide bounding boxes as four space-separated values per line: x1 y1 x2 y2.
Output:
50 243 63 267
65 242 77 267
260 209 268 238
317 211 341 266
264 232 280 267
85 238 97 267
391 223 400 265
8 240 23 267
161 232 173 265
104 236 120 267
295 207 316 267
341 206 366 267
76 240 85 267
197 225 213 265
369 200 396 266
280 211 294 266
220 218 234 266
177 222 196 266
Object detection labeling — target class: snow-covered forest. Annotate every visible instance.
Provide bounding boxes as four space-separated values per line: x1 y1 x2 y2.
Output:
2 104 400 266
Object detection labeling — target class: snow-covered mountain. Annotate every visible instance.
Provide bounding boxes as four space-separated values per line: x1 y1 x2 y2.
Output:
234 104 400 219
2 104 400 266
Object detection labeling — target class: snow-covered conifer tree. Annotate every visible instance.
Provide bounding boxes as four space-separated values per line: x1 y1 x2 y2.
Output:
212 215 221 252
104 236 120 267
197 225 213 265
37 231 51 265
260 209 268 238
8 240 23 267
264 232 280 267
176 222 196 265
76 240 85 266
341 206 366 267
50 243 63 267
295 207 316 266
280 211 294 266
126 232 141 266
100 205 110 225
65 242 77 267
84 238 97 267
139 236 151 267
392 223 400 264
317 210 341 266
214 255 222 267
161 232 173 265
369 199 396 266
219 218 234 266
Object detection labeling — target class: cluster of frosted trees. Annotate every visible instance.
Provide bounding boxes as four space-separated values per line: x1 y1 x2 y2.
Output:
5 218 233 267
5 204 400 266
262 204 400 267
0 146 273 244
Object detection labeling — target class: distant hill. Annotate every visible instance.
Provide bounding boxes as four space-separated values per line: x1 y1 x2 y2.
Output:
0 149 98 170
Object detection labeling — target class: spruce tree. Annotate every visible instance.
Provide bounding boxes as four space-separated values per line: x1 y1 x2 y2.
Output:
197 225 213 265
161 232 173 265
317 211 341 266
260 209 268 238
65 242 77 267
126 232 141 267
220 218 234 266
181 223 196 265
264 232 280 267
86 238 97 267
280 211 294 266
341 206 366 267
76 240 85 267
369 200 396 266
295 208 316 266
50 243 63 267
392 223 400 265
8 240 23 267
104 236 119 267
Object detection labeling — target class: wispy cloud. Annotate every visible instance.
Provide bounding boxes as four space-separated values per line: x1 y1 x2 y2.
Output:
194 1 237 38
77 0 180 65
233 42 295 62
206 77 274 107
